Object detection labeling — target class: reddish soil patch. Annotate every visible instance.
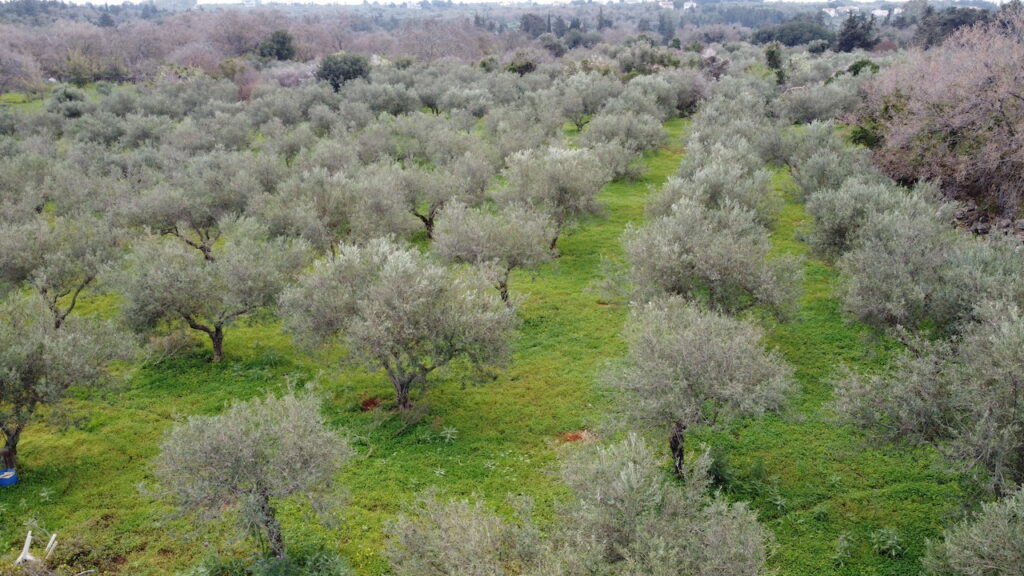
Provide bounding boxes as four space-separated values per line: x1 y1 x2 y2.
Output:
559 430 594 443
360 396 382 412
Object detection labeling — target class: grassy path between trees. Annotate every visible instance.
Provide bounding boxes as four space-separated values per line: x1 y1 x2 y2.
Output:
0 119 961 576
697 169 962 576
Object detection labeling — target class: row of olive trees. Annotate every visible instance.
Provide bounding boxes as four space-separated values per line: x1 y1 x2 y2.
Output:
615 73 799 475
787 119 1024 573
380 69 789 576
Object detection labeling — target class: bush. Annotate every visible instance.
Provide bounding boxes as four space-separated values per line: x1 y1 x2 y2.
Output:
923 485 1024 575
834 301 1024 494
774 75 862 124
791 147 877 199
804 178 908 261
387 492 540 576
836 196 961 332
625 198 803 315
650 152 780 227
577 111 665 154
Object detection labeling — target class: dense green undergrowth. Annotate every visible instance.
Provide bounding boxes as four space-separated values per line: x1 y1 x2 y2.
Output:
0 118 961 576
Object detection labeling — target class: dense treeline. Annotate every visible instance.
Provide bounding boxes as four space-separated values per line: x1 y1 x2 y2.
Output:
0 0 1006 93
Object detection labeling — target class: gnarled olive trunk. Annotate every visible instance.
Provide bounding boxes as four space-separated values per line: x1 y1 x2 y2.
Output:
255 485 286 558
1 426 22 470
210 325 225 364
669 420 687 478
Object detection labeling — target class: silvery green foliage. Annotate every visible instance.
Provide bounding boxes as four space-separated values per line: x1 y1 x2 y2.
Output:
341 78 421 116
834 302 1024 494
609 297 793 476
558 71 624 130
0 136 55 219
0 294 131 470
625 198 803 316
120 217 309 362
248 168 349 254
685 74 784 163
773 75 863 124
578 111 666 155
118 150 262 258
262 123 317 165
831 338 959 445
648 146 780 227
484 104 565 161
386 435 770 576
345 162 421 241
433 201 554 301
835 193 987 333
280 237 516 409
387 492 541 576
438 88 494 118
135 76 238 120
399 150 496 239
791 146 877 200
294 138 361 175
545 434 770 576
804 178 917 261
676 137 765 181
153 391 352 558
498 147 612 250
0 214 123 328
615 297 793 430
923 485 1024 576
609 72 705 121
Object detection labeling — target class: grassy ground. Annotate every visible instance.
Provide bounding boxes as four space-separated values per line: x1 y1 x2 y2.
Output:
0 118 961 575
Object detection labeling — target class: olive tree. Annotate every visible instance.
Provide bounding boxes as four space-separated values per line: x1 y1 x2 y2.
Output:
548 434 770 575
497 147 612 251
559 72 624 131
833 302 1024 495
648 161 779 228
280 237 516 410
119 152 260 261
922 485 1024 576
433 202 554 302
612 298 793 475
153 390 352 558
387 491 541 576
400 153 495 240
803 178 908 261
624 198 803 316
836 196 966 332
120 218 309 363
0 295 129 471
0 214 122 329
387 435 771 576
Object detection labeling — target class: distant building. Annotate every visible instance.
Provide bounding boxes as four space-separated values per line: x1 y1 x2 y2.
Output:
682 1 696 9
658 0 674 8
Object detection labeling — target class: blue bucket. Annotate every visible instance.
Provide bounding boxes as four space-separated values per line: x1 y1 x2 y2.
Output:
0 469 17 487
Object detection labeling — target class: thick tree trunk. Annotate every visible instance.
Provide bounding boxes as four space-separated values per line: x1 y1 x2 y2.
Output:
256 487 286 558
210 326 225 364
497 267 512 303
413 210 436 240
669 421 687 478
1 428 20 470
394 379 413 410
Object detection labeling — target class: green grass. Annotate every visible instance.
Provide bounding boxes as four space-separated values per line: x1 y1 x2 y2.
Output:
0 118 962 575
